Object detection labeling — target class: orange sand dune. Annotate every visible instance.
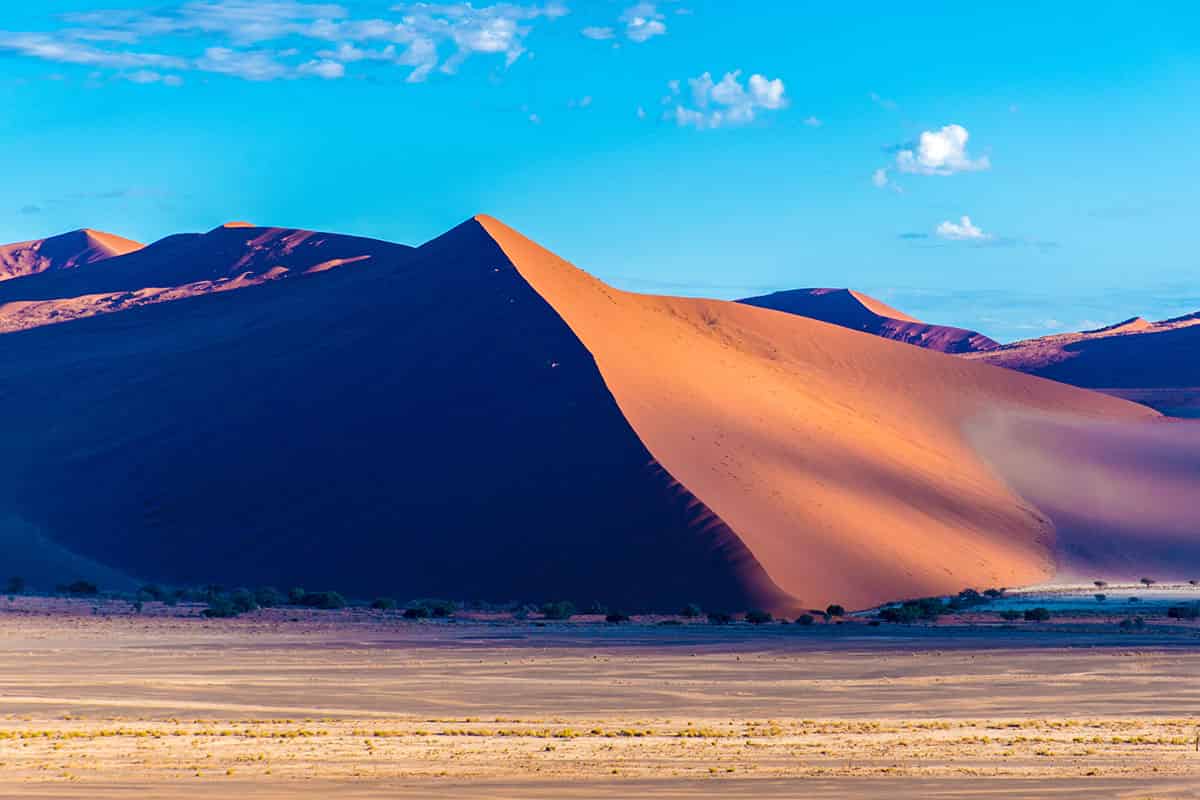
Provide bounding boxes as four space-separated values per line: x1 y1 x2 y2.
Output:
0 224 411 332
0 229 142 282
740 287 999 354
479 217 1166 611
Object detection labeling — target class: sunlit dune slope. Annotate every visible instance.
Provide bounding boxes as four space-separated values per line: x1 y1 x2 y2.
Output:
0 229 143 282
479 216 1160 611
739 287 1000 354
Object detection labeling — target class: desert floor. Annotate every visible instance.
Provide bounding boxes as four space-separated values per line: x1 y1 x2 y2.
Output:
1 605 1198 798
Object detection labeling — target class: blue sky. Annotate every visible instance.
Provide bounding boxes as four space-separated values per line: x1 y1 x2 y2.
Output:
1 1 1197 341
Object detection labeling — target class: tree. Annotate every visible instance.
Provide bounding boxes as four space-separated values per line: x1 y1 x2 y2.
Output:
139 584 166 602
825 604 846 618
1094 580 1108 589
998 610 1022 621
255 587 284 608
540 601 575 621
745 609 773 624
1023 607 1051 622
795 614 815 626
1140 577 1156 587
680 603 703 618
371 597 398 611
707 611 733 625
288 587 307 605
605 612 631 624
5 576 25 595
229 588 258 614
403 606 430 619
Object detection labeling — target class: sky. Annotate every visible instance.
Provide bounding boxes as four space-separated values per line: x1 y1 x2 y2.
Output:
1 1 1197 342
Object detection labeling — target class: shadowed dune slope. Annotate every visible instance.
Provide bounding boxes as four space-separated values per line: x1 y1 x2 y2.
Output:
739 288 1000 354
969 314 1200 415
0 224 412 333
0 229 143 282
0 219 784 613
479 216 1162 611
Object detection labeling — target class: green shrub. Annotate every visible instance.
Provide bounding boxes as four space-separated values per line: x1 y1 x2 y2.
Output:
302 591 346 610
229 588 258 614
288 587 307 605
680 603 703 618
202 597 240 618
795 614 815 626
825 604 846 618
255 587 284 608
707 611 733 625
540 601 575 620
998 610 1022 621
1166 604 1200 620
1023 607 1051 622
605 612 631 624
61 580 99 596
745 609 773 624
371 597 398 611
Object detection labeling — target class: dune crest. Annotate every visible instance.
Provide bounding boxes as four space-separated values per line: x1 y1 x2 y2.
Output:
0 229 143 282
476 215 1156 611
739 287 1000 354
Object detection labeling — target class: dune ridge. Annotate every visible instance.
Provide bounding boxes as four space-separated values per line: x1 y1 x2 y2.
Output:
739 287 1000 354
0 228 143 282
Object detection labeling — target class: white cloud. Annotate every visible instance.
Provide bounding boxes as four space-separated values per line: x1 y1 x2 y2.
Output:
895 124 990 175
872 168 889 188
125 69 184 85
580 26 614 39
620 3 667 42
671 70 788 129
936 215 990 241
636 105 646 119
297 58 344 78
802 115 822 127
4 1 569 84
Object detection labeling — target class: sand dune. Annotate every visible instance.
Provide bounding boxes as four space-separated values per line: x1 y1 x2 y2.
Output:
0 215 1191 612
739 288 999 353
968 312 1200 415
0 229 142 282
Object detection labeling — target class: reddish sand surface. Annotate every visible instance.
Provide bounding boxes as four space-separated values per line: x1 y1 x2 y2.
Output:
739 288 1000 353
0 229 142 282
0 610 1198 799
968 313 1200 414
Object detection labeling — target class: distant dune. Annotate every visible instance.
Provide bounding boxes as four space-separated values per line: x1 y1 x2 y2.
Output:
0 228 142 282
0 217 1192 612
739 287 1000 353
967 313 1200 416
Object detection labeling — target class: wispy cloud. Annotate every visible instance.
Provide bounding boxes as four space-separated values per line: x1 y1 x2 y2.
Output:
669 70 788 130
936 215 990 241
582 3 672 44
0 1 569 85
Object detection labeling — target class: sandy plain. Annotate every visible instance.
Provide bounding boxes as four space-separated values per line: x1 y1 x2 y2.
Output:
1 602 1198 798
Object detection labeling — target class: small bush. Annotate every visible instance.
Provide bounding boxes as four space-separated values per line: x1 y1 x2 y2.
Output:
255 587 284 608
1094 594 1106 602
229 588 258 614
541 601 575 621
306 591 346 610
371 597 398 611
795 614 815 626
998 610 1022 621
202 597 240 618
138 584 165 602
680 603 703 618
825 604 846 618
1166 604 1200 620
61 580 99 596
1094 580 1107 589
707 611 733 625
288 587 307 605
1023 607 1051 622
745 609 773 625
403 606 430 619
983 588 1004 599
1140 577 1156 587
605 612 631 624
1118 616 1145 631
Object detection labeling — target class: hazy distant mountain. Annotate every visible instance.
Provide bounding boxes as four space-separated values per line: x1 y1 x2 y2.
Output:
738 288 1000 354
967 313 1200 416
